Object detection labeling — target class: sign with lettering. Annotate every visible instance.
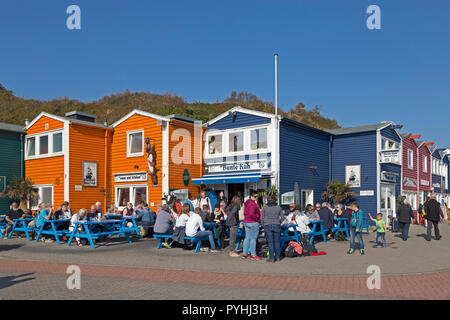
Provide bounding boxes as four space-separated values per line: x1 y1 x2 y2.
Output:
380 150 400 164
360 190 374 196
114 173 148 183
207 160 268 174
421 180 430 187
403 177 417 188
381 172 397 183
432 182 441 188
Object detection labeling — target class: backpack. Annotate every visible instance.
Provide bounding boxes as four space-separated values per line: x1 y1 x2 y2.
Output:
284 245 299 257
334 232 347 241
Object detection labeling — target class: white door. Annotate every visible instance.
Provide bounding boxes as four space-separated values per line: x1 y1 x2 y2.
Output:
301 190 314 210
380 183 396 226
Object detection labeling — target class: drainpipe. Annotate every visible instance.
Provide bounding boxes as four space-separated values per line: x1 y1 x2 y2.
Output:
329 135 333 195
20 133 24 179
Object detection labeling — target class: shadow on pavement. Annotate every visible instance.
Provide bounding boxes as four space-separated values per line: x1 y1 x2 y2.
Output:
0 273 35 290
0 244 24 252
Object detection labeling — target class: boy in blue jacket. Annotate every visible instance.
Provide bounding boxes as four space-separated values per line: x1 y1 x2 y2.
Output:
347 202 365 255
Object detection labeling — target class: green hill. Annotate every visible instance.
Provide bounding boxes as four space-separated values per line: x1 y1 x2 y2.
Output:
0 87 340 130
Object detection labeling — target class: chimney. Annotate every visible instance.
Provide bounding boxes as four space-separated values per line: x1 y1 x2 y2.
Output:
65 111 96 123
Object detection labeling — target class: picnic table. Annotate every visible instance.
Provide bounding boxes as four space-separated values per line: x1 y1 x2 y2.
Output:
8 217 35 240
204 222 221 247
0 215 6 238
332 217 349 238
105 214 122 220
35 219 72 244
280 224 301 250
122 216 142 239
307 220 328 244
67 219 133 249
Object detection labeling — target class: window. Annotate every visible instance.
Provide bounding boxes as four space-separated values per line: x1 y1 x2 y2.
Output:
250 128 267 150
423 155 428 173
208 135 222 155
382 138 398 151
127 130 144 157
52 133 63 153
39 135 48 155
116 185 148 209
134 187 147 204
117 187 130 207
408 149 414 169
29 185 53 210
229 132 244 152
26 137 35 157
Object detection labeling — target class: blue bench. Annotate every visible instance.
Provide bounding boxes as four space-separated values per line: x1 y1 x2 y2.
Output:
8 218 36 241
280 224 301 251
332 217 349 238
0 216 6 238
307 220 328 244
153 234 210 253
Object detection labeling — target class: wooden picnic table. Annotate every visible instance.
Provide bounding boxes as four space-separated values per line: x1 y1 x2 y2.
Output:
35 219 72 244
8 217 34 240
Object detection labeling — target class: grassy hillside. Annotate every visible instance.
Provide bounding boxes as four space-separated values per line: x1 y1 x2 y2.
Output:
0 87 340 130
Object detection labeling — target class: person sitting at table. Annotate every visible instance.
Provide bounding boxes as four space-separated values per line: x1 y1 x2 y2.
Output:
95 202 103 215
318 202 335 240
305 204 320 221
70 208 88 247
213 201 228 250
154 204 176 248
201 204 215 223
87 205 98 221
54 202 71 220
185 207 220 253
36 203 55 243
3 202 26 238
135 203 154 237
172 204 190 249
106 204 118 215
122 202 135 218
282 204 311 235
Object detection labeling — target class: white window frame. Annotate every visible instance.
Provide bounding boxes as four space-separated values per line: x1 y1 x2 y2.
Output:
423 155 428 173
25 129 64 160
204 124 271 159
29 184 54 210
381 138 399 151
250 127 268 151
403 191 417 210
115 184 148 210
408 149 414 170
52 132 63 153
126 129 145 158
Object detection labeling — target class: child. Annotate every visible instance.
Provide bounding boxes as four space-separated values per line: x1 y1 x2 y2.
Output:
369 213 386 248
347 202 365 255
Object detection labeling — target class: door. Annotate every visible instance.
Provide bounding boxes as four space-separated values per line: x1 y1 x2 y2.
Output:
380 183 396 226
228 183 245 204
301 190 314 210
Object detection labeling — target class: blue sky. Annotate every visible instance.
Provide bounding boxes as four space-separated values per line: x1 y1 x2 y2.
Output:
1 0 449 146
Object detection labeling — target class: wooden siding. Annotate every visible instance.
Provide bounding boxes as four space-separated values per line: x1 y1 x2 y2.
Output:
168 120 203 198
208 112 271 130
111 114 163 211
25 155 64 207
331 132 378 222
68 124 110 213
279 120 331 205
418 145 431 191
27 116 64 135
381 126 401 143
402 137 418 192
0 130 23 213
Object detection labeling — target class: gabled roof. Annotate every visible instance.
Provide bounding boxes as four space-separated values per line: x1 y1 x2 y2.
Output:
205 106 276 127
112 109 171 128
326 122 393 135
26 112 110 131
167 114 201 125
0 122 25 133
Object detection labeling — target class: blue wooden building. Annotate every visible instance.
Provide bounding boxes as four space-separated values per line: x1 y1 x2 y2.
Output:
328 122 403 225
193 106 331 208
0 122 25 213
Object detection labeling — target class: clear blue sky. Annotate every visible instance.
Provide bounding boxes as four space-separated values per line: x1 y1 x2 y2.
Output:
1 0 449 146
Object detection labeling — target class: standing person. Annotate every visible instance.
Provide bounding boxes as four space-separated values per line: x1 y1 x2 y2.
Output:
347 202 365 255
185 207 220 253
242 190 261 260
318 202 335 240
424 193 442 241
261 195 285 263
396 200 414 241
369 213 387 248
196 191 212 213
213 201 227 250
227 196 241 257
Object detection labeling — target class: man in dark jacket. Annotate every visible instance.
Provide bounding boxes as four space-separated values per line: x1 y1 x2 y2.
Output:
318 202 335 239
424 193 442 241
396 200 414 241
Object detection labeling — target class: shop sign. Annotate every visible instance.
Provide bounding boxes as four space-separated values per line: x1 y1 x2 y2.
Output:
421 180 430 187
381 172 397 183
380 150 400 164
432 182 441 188
403 177 417 188
207 159 268 174
114 172 148 183
360 190 374 196
182 169 190 187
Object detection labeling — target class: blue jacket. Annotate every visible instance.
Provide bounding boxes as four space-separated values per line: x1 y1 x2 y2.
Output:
136 207 154 225
350 209 364 230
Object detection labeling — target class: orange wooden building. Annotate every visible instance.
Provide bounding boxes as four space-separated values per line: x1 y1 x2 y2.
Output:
111 110 203 212
24 111 112 213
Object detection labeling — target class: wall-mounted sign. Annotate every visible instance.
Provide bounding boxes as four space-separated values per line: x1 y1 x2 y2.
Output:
75 185 82 191
381 172 397 183
114 172 148 183
360 190 374 196
421 180 430 187
0 176 6 193
182 169 190 187
281 191 295 205
432 182 441 188
345 164 361 188
380 150 401 164
403 177 417 188
83 161 98 187
207 159 268 174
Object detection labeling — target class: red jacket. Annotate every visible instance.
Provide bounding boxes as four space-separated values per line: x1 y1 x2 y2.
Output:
243 199 261 223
